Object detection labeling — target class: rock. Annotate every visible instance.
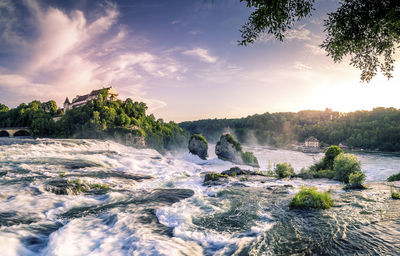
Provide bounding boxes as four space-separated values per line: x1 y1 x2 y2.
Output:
221 167 253 176
222 167 266 177
203 172 229 186
188 134 208 160
45 179 90 195
204 172 228 182
215 133 259 167
203 167 267 186
215 133 243 164
113 127 146 148
44 179 109 195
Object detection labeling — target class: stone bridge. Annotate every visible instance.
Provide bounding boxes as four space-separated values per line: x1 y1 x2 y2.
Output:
0 127 31 138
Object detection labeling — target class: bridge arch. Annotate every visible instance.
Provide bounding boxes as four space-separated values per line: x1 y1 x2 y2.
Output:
14 130 30 137
0 130 9 137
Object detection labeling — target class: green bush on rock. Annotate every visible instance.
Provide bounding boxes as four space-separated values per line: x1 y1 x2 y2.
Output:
204 172 228 182
392 191 400 199
275 163 295 178
387 173 400 182
192 134 208 146
215 133 259 167
241 152 259 167
290 186 334 209
346 172 366 189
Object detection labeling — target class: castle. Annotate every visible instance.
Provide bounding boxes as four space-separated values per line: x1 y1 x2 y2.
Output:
63 87 118 111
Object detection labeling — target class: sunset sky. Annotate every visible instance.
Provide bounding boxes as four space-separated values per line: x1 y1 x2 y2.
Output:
1 0 400 122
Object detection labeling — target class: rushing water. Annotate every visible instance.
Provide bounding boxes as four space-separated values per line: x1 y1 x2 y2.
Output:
1 138 400 256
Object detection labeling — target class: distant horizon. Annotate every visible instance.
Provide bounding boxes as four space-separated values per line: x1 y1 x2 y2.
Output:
3 90 398 124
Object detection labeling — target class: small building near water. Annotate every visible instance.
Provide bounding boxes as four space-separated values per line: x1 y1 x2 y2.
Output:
305 136 319 148
303 136 320 153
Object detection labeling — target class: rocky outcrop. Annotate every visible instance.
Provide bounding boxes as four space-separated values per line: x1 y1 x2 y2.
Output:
203 167 266 186
125 133 146 148
215 133 243 164
215 133 259 167
114 128 146 148
188 134 208 160
45 179 109 195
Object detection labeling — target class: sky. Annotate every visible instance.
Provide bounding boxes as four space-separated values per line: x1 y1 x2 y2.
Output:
1 0 400 122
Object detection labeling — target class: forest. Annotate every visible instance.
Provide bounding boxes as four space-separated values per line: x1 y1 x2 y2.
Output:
0 89 188 153
180 108 400 152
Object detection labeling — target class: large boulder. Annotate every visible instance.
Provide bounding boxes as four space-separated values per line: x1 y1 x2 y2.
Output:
215 133 243 164
188 134 208 160
215 133 259 167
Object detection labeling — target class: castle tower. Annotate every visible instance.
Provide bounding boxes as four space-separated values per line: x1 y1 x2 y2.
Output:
63 97 71 111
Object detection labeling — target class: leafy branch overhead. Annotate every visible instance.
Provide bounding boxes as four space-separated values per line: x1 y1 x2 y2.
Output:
239 0 400 82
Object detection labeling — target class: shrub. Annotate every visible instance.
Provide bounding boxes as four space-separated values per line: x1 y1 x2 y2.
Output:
290 186 334 209
323 145 343 170
348 172 366 186
241 151 259 167
392 189 400 199
192 134 208 146
275 162 295 178
333 153 361 183
387 173 400 182
309 160 325 172
344 172 366 189
316 169 335 179
392 191 400 199
298 169 334 179
223 133 242 151
204 172 228 182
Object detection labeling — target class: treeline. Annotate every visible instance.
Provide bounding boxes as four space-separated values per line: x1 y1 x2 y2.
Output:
0 90 188 153
180 108 400 152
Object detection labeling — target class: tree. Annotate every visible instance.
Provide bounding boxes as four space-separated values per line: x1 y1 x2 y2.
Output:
322 145 343 170
239 0 400 82
0 103 8 112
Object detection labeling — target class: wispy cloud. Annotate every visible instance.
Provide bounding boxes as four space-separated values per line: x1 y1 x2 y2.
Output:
182 47 218 63
293 61 313 71
305 43 326 55
256 24 319 43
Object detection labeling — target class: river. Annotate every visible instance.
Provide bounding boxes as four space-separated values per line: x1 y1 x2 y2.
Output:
0 138 399 255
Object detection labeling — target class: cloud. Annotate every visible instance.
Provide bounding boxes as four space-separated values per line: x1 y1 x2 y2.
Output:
256 24 319 43
285 25 313 41
0 0 184 111
293 61 313 71
182 47 218 63
305 43 326 55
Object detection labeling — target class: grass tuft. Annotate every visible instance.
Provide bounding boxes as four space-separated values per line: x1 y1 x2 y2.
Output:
290 186 334 209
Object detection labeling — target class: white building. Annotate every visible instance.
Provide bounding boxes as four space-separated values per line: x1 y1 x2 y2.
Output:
63 87 118 111
304 136 319 148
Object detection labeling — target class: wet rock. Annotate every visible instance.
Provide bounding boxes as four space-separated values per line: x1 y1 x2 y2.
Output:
203 167 266 186
45 179 89 195
215 133 259 167
222 167 266 177
188 134 208 160
215 133 243 164
0 211 40 227
66 170 153 181
222 167 253 176
44 179 109 195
